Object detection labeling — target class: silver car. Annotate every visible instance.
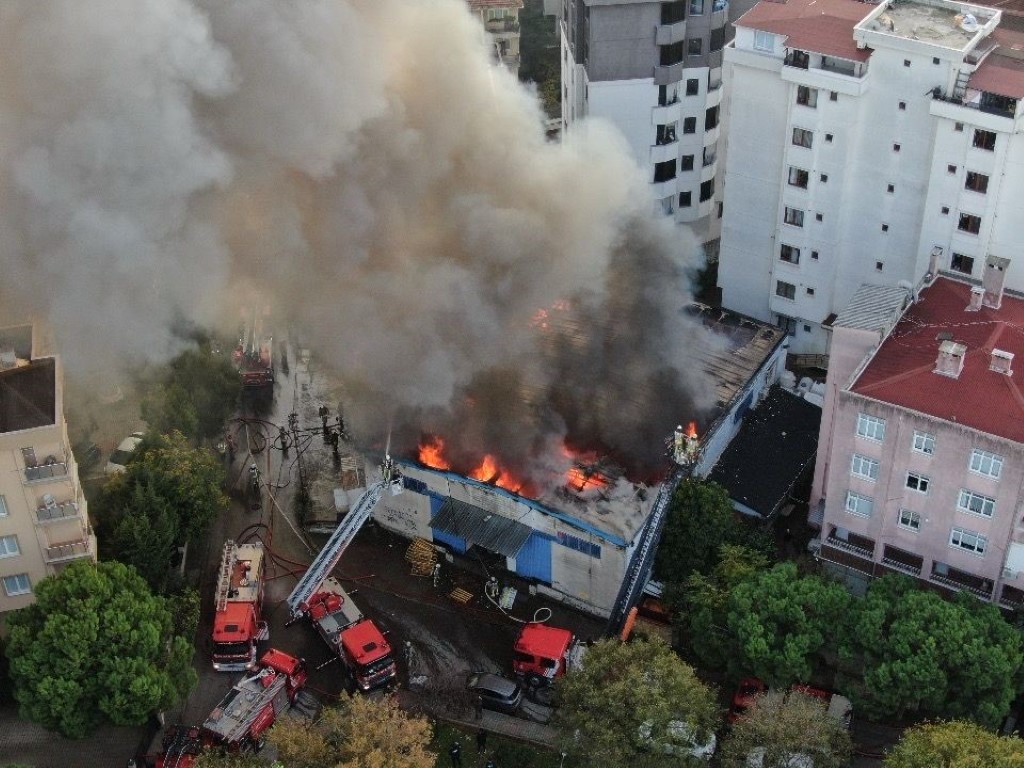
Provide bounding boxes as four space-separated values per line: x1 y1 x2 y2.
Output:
466 672 523 714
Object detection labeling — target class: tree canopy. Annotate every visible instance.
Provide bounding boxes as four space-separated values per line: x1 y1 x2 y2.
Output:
194 694 435 768
839 575 1024 727
884 720 1024 768
554 637 720 768
4 561 196 738
726 562 853 686
719 689 852 768
141 346 239 444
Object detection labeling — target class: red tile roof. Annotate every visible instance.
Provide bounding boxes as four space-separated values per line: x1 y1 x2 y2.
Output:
970 28 1024 97
735 0 874 60
851 277 1024 444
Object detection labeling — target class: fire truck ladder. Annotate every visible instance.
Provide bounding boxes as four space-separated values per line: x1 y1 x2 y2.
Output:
204 668 288 744
286 459 401 618
216 540 238 612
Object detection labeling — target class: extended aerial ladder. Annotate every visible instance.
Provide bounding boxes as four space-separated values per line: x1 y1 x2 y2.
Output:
286 456 402 619
215 541 238 612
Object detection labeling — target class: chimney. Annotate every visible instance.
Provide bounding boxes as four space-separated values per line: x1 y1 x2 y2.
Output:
990 349 1014 376
983 255 1010 310
935 340 967 378
966 285 985 312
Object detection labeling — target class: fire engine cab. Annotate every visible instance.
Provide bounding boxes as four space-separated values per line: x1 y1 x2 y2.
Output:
512 623 586 685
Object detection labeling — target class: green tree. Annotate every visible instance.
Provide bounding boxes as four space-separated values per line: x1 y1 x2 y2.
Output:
141 347 239 443
726 562 853 686
554 637 720 768
655 479 744 583
719 689 852 768
108 477 179 592
4 561 196 738
840 575 1024 727
885 720 1024 768
678 544 769 670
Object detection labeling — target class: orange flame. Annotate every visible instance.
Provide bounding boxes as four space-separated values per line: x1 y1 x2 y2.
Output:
469 454 522 492
686 421 698 439
566 466 610 492
418 436 451 470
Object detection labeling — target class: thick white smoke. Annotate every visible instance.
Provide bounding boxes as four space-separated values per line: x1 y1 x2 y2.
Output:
0 0 716 481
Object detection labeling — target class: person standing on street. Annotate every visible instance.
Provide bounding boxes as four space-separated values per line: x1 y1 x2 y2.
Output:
449 741 462 767
474 695 484 720
476 727 487 754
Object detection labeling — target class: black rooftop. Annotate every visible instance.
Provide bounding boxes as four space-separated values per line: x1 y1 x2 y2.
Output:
0 358 56 434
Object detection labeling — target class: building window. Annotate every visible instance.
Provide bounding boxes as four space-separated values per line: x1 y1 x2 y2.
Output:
679 191 692 208
893 143 901 152
811 251 819 260
933 56 941 65
899 101 906 110
754 30 774 51
660 41 685 66
700 178 715 202
662 1 687 25
792 128 813 148
947 164 957 174
830 91 838 101
0 535 20 558
705 106 719 130
687 38 703 56
875 261 884 271
857 413 886 441
681 154 694 171
710 27 725 51
969 449 1003 479
912 431 935 455
882 224 889 232
954 122 964 132
686 78 699 96
780 244 800 264
965 171 989 194
906 472 930 494
845 491 874 518
825 133 834 143
788 167 809 189
903 59 911 67
777 315 796 335
898 509 921 531
796 85 817 107
958 489 995 518
958 213 981 234
0 495 6 517
683 116 696 134
806 287 815 296
784 207 804 227
656 123 678 144
803 324 811 333
2 574 31 597
950 527 987 555
820 173 828 183
689 0 704 14
973 129 997 151
815 212 823 222
775 280 796 300
941 206 950 215
950 253 974 275
851 454 880 481
887 183 895 193
653 159 677 182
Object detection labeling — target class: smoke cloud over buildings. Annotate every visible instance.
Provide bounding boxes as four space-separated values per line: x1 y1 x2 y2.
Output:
0 0 717 485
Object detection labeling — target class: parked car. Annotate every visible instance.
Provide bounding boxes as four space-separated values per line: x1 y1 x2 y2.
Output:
72 442 102 471
728 677 767 724
466 672 523 714
105 432 146 475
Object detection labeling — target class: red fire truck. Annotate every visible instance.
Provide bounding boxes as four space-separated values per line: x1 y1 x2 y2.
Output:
138 648 311 768
211 540 268 671
285 457 402 692
232 311 274 389
512 622 587 687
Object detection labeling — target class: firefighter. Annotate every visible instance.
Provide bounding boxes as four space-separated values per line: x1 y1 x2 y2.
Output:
448 741 462 767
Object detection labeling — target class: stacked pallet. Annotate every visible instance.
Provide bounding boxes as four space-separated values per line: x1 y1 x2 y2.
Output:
405 537 437 576
449 587 473 604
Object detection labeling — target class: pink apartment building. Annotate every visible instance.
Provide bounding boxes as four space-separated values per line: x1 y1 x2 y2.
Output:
812 262 1024 608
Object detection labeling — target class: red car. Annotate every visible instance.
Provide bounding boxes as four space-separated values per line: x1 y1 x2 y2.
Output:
728 677 767 723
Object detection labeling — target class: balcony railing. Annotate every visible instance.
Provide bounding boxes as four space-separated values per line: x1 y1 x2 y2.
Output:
931 88 1017 118
702 151 717 167
44 538 93 564
929 571 992 599
826 534 873 559
484 19 520 34
24 461 69 483
35 500 80 524
784 50 866 79
881 557 921 577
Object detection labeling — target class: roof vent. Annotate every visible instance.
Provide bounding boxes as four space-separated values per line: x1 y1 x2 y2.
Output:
983 255 1010 310
0 349 16 370
935 340 967 378
936 331 954 342
990 349 1014 376
966 286 985 312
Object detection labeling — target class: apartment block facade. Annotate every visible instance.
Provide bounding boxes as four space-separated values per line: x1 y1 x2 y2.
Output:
719 0 1024 354
811 273 1024 608
469 0 523 77
559 0 757 248
0 326 95 613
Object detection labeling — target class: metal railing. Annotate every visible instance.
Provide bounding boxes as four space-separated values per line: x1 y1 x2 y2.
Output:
35 500 79 524
931 91 1016 118
24 461 69 483
929 571 992 599
880 557 921 577
44 538 92 563
825 535 873 559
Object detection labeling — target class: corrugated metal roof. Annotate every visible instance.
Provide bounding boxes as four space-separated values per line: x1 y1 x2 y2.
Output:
833 284 912 333
430 498 533 558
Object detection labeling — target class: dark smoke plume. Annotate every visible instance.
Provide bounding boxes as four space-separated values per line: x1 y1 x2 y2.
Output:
0 0 717 487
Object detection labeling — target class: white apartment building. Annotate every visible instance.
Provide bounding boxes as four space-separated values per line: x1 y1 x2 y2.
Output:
0 326 95 613
719 0 1024 354
560 0 758 250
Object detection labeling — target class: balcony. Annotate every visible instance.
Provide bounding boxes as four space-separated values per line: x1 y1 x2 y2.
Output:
35 499 80 524
880 545 923 577
826 530 874 559
931 87 1017 119
702 149 717 167
1000 584 1024 610
656 20 687 46
784 49 867 80
929 565 993 600
655 62 685 86
45 537 93 564
485 19 520 35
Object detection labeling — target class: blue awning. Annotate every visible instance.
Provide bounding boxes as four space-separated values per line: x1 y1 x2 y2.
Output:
430 498 532 558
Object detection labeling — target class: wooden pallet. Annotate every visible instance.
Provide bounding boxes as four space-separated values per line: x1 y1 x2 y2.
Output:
405 538 437 577
449 587 473 605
